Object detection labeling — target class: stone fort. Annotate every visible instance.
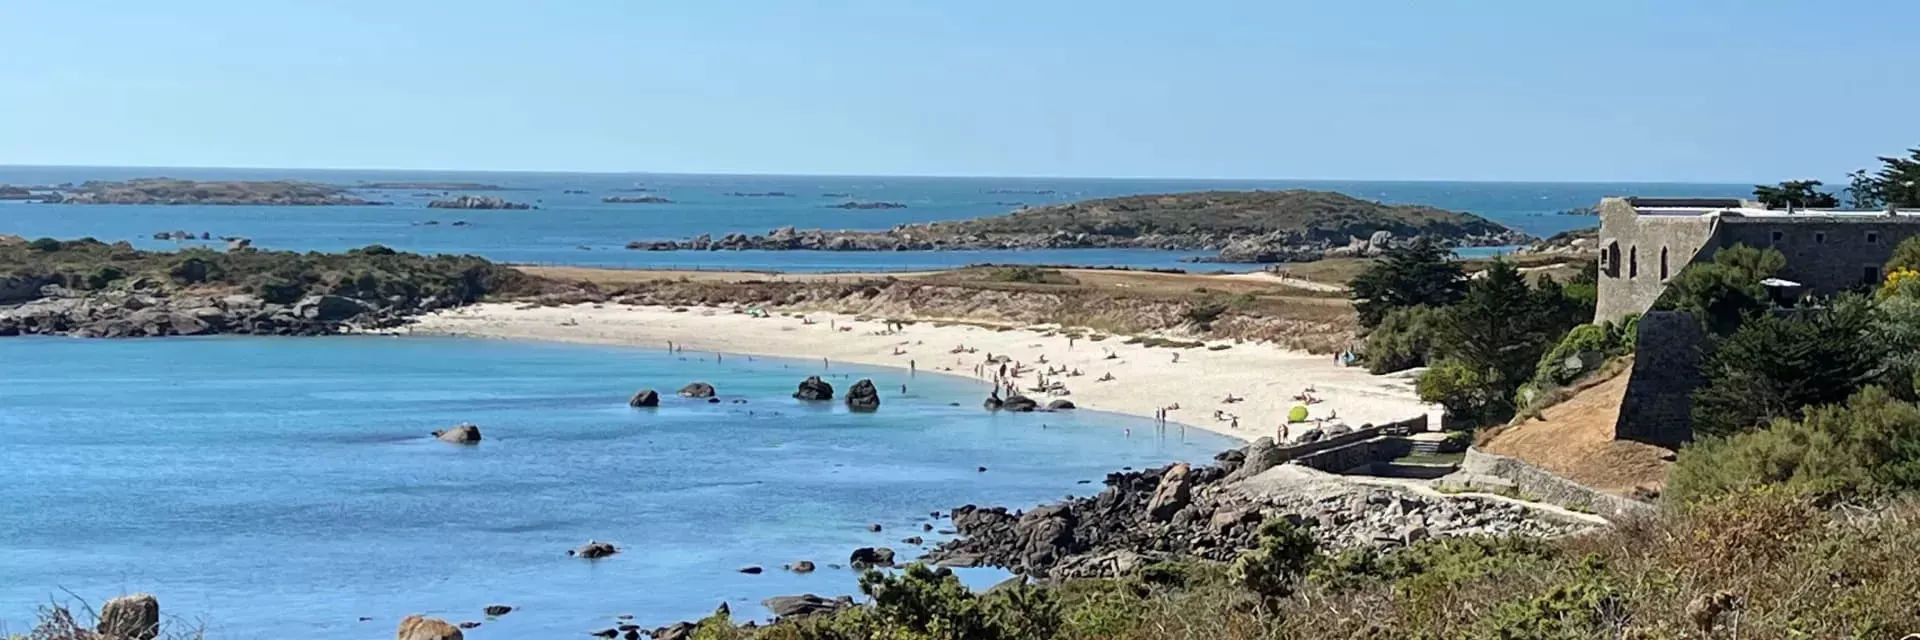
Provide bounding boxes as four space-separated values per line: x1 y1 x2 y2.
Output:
1596 196 1920 447
1594 196 1920 324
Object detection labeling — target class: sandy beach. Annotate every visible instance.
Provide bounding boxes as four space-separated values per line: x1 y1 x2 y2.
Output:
406 302 1430 442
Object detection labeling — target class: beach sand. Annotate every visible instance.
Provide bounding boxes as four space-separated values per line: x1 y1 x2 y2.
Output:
405 303 1430 442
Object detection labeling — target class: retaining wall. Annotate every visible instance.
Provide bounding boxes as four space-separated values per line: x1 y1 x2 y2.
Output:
1460 448 1657 520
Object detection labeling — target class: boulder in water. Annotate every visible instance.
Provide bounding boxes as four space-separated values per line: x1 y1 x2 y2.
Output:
792 376 834 400
396 615 464 640
1045 399 1076 411
849 546 896 568
678 382 716 398
569 540 619 559
845 379 880 411
983 396 1004 411
785 560 816 573
1002 395 1039 412
483 605 513 617
97 593 160 640
629 389 660 407
431 423 482 444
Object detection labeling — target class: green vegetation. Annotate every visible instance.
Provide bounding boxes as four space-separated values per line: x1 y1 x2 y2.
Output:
1751 179 1838 209
980 266 1079 285
1654 244 1786 334
1361 304 1443 373
1887 235 1920 273
685 491 1920 639
1349 238 1465 328
933 190 1512 242
44 178 382 206
1691 302 1887 437
1673 386 1920 502
0 237 533 306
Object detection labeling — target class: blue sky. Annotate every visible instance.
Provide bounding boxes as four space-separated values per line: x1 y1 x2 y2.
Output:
1 1 1916 182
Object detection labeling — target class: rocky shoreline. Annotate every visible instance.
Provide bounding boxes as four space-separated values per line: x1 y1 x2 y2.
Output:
0 284 456 338
621 190 1530 263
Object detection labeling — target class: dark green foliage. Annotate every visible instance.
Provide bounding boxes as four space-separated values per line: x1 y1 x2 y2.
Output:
942 189 1512 243
1363 304 1442 373
1872 146 1920 208
1692 302 1886 437
1847 169 1884 209
1229 518 1318 604
1672 385 1920 502
26 238 62 252
1752 180 1839 209
1417 261 1586 424
1656 243 1787 334
1469 559 1619 640
1350 238 1465 328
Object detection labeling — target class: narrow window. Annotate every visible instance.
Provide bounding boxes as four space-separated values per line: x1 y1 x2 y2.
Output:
1604 242 1620 278
1660 247 1669 279
1771 230 1784 243
1864 265 1882 285
1868 231 1880 244
1815 231 1827 244
1629 246 1638 278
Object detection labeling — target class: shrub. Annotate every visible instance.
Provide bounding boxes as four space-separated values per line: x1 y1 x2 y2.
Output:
1364 305 1442 374
26 237 62 252
1692 303 1884 437
1530 323 1612 389
1350 238 1466 328
1671 385 1920 502
1229 518 1318 605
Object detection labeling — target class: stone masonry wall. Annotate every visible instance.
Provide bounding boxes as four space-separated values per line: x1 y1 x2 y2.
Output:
1717 217 1920 295
1614 311 1704 448
1593 197 1721 324
1461 448 1657 521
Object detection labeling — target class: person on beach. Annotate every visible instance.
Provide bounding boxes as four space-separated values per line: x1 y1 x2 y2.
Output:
909 360 916 375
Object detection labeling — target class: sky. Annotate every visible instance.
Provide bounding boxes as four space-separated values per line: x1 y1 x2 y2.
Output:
1 1 1916 183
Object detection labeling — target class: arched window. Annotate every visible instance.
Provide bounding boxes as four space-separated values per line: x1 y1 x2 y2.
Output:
1660 247 1669 279
1629 246 1639 278
1604 242 1621 278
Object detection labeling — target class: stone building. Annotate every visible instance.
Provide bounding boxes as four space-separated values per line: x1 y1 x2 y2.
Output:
1594 196 1920 324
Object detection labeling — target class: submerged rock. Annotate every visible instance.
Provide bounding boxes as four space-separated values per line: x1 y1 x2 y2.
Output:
431 423 482 444
396 615 464 640
629 389 660 407
845 379 880 411
1001 395 1039 412
1046 399 1076 411
849 546 895 568
793 376 834 401
678 382 716 398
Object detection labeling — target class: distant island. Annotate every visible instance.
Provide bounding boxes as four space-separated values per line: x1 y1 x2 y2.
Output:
603 195 674 204
428 195 531 210
820 192 851 198
726 191 793 197
0 186 41 201
627 189 1528 262
38 178 386 206
354 181 512 191
828 201 908 210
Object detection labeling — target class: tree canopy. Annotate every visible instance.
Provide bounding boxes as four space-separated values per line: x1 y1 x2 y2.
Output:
1349 238 1464 328
1752 180 1838 209
1655 244 1786 334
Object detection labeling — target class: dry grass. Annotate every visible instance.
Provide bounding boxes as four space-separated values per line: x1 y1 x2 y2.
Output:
1482 360 1674 496
3 598 203 640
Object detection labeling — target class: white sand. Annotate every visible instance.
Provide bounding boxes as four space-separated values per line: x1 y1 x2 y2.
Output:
404 303 1430 442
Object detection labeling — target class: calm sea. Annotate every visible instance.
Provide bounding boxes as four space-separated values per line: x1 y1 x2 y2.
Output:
0 336 1234 638
0 166 1752 272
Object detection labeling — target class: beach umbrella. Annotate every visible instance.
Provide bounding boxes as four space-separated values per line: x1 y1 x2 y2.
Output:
1288 405 1309 423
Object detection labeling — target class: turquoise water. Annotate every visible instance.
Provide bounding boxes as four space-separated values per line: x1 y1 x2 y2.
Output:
0 167 1749 272
0 336 1232 638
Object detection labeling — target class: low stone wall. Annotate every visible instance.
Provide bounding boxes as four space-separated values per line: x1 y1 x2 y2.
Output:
1283 417 1427 473
1460 448 1656 520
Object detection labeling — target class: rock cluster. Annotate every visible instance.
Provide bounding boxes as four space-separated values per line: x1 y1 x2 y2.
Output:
397 614 464 640
923 448 1593 579
428 195 531 210
845 379 880 411
792 376 834 401
602 196 673 204
0 288 450 338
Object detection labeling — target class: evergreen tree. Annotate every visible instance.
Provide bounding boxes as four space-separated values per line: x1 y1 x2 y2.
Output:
1874 147 1920 208
1846 169 1885 209
1752 180 1839 209
1349 238 1465 328
1657 244 1786 334
1417 260 1580 424
1692 300 1886 437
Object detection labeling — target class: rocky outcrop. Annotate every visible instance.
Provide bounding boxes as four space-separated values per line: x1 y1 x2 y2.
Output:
845 379 880 411
569 541 619 559
428 195 531 210
98 593 160 640
602 196 673 204
629 389 660 407
1045 399 1076 411
785 560 816 573
1224 437 1283 482
923 443 1594 579
793 376 834 401
828 201 907 210
677 382 716 398
432 423 481 444
0 287 458 339
1001 395 1039 412
45 178 384 206
1145 463 1193 522
849 547 895 568
763 595 854 620
482 605 513 617
396 614 464 640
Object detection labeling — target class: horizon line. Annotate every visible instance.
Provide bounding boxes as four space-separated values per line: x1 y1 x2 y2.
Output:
0 162 1760 187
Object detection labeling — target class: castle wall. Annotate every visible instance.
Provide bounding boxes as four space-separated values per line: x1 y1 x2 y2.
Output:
1593 198 1720 324
1615 311 1705 448
1717 217 1920 295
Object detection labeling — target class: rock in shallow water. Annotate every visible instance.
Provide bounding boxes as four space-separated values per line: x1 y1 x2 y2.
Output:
431 423 481 444
396 614 464 640
678 382 716 398
628 389 660 407
845 379 880 411
792 376 834 401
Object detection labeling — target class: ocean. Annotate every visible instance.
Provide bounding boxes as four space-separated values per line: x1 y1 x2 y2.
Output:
0 166 1753 272
0 168 1751 637
0 336 1234 638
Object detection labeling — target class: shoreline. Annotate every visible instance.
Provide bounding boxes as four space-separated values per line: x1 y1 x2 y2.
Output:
403 302 1429 442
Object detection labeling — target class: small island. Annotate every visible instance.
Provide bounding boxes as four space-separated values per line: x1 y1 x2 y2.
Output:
354 181 511 191
0 186 42 201
428 195 532 210
627 189 1528 262
602 195 674 204
726 191 793 197
828 201 908 210
40 178 386 206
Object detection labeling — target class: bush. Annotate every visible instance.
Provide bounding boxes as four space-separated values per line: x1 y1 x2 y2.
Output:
1364 305 1442 374
27 237 62 252
1671 385 1920 502
1529 323 1612 389
1692 303 1884 437
1656 243 1786 334
1229 518 1318 605
1350 238 1465 328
